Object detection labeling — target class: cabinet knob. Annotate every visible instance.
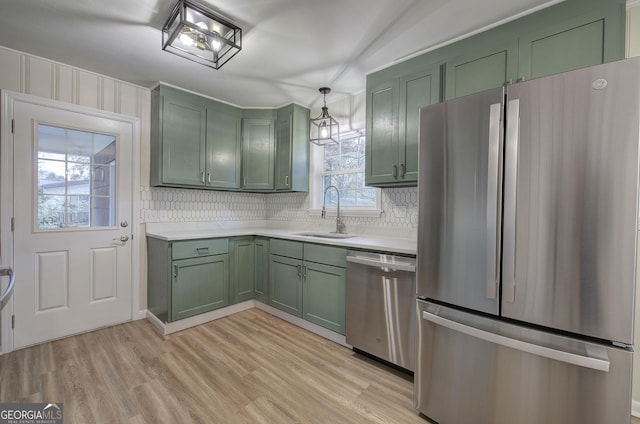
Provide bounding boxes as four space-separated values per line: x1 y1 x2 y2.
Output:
200 172 205 184
285 175 289 187
400 163 406 178
392 164 398 179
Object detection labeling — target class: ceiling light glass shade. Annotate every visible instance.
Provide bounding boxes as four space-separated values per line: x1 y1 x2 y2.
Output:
162 0 242 69
310 87 340 146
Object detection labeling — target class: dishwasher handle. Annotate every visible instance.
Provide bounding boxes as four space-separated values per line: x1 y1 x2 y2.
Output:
346 255 415 272
0 267 15 309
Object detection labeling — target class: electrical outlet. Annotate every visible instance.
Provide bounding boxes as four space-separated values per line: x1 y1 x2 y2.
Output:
395 205 407 218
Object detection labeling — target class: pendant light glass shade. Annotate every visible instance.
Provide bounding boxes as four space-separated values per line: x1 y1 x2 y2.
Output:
162 0 242 69
310 87 340 146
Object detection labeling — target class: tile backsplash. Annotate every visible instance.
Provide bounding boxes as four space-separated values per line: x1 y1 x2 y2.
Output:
141 186 417 229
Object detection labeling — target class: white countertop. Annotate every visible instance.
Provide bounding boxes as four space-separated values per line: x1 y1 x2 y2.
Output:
146 221 417 256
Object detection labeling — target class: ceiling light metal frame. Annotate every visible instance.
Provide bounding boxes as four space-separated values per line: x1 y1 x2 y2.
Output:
162 0 242 69
310 87 340 146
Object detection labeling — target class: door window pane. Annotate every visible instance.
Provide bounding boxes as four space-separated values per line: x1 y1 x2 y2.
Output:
36 124 117 230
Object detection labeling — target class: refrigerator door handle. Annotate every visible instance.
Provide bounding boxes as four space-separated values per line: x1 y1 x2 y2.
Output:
503 98 520 303
422 310 610 372
486 103 502 300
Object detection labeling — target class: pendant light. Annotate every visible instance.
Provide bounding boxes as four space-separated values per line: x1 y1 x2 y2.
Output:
310 87 340 146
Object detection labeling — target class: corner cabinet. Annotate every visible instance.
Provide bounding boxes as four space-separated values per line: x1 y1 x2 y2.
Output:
230 237 255 303
253 237 270 302
151 84 242 190
365 65 441 187
275 104 310 192
269 239 346 334
147 237 230 323
241 116 275 191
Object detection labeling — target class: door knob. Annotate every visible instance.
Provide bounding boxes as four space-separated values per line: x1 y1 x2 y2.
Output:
113 235 129 242
120 220 128 228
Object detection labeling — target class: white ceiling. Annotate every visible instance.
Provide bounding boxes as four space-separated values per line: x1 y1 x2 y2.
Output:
0 0 556 108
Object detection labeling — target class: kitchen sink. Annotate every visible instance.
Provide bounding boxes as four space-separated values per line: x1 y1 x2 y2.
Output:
295 232 355 239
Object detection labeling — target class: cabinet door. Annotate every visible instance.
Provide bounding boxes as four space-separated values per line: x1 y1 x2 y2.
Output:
518 17 606 80
269 254 302 317
397 67 441 183
161 93 206 186
171 254 229 321
230 237 254 303
207 109 242 189
242 119 274 190
254 237 269 302
445 41 517 99
365 79 399 185
303 262 346 334
275 111 293 190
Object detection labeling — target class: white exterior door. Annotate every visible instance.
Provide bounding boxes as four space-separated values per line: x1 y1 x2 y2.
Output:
9 95 135 349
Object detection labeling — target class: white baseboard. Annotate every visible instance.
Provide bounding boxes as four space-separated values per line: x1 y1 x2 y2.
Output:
135 309 147 320
254 302 349 348
143 301 349 348
146 300 257 335
632 400 640 418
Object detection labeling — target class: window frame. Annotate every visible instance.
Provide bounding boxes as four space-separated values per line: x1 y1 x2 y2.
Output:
308 133 381 218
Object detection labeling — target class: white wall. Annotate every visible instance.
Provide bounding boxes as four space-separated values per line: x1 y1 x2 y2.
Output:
0 46 152 314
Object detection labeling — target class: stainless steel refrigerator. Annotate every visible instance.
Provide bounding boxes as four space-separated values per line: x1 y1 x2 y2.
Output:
415 58 639 423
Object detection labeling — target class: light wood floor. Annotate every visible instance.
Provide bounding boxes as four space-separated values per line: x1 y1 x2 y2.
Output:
0 308 426 423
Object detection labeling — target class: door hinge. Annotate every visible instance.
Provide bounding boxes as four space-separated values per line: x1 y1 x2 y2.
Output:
11 314 15 329
10 217 14 232
11 119 15 134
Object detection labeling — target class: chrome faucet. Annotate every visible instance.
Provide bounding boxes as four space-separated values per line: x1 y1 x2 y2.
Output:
322 185 347 234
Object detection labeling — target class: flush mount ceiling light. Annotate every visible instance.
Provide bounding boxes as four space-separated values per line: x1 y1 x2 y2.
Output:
310 87 340 146
162 0 242 69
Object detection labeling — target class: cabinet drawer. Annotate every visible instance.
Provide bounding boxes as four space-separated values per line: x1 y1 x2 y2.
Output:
270 238 303 259
172 238 228 260
304 244 347 268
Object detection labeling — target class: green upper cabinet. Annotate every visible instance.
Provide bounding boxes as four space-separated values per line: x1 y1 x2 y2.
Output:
206 101 242 189
366 64 440 187
241 111 275 191
151 84 243 190
275 104 310 192
518 15 608 81
365 0 625 185
445 41 517 99
152 85 207 187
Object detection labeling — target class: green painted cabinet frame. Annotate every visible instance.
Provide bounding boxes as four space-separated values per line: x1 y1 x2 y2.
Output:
365 0 626 186
241 115 275 191
230 237 255 303
254 237 270 302
275 104 310 192
146 236 230 323
365 65 441 187
268 239 347 334
151 84 243 190
172 254 229 321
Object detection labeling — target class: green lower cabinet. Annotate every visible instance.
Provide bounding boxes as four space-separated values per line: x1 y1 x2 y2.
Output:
171 254 229 321
269 254 303 316
230 237 255 303
268 239 346 333
254 237 270 303
303 261 346 334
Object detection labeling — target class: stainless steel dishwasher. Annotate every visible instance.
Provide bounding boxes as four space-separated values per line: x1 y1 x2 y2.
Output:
345 250 416 371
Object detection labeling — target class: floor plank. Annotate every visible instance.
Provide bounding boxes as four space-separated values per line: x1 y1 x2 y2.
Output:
0 309 423 424
1 308 638 424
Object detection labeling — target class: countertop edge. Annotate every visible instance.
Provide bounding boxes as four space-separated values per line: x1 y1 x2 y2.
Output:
146 229 417 256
